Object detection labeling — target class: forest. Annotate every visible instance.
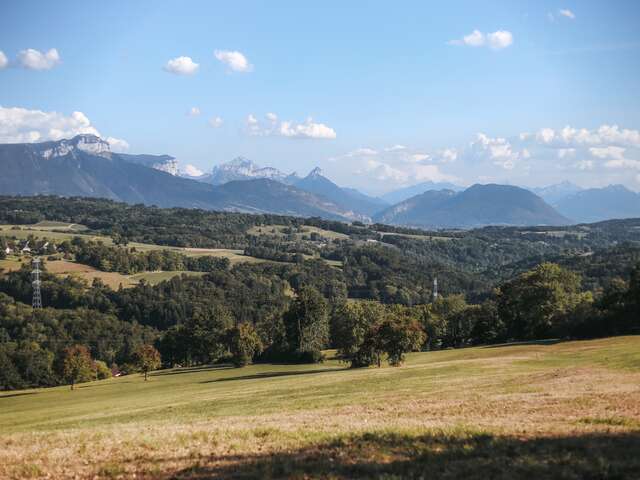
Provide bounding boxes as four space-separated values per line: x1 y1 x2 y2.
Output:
1 196 639 390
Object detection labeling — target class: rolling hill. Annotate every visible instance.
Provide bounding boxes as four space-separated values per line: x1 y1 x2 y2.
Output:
375 184 570 228
1 337 638 479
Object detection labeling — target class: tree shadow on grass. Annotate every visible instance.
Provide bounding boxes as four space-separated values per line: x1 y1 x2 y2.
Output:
481 339 563 349
0 391 37 400
200 368 345 384
169 430 640 479
151 364 234 377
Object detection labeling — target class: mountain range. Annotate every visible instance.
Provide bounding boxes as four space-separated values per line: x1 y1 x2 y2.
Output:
0 135 638 228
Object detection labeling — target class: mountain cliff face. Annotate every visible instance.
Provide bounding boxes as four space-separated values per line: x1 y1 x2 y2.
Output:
200 157 292 185
118 153 179 176
554 185 640 223
374 184 570 228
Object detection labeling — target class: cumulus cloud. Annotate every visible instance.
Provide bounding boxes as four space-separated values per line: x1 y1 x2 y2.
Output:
0 105 127 149
0 51 7 69
345 124 640 192
246 113 336 139
449 30 513 50
385 145 406 151
337 144 458 192
589 146 626 160
535 125 640 148
182 164 204 177
18 48 60 70
187 107 201 117
209 116 223 128
164 56 199 75
105 137 130 153
214 50 253 72
559 9 576 19
470 133 526 170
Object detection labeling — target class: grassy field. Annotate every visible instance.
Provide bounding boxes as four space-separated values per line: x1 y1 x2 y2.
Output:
248 224 349 241
44 259 208 289
1 337 639 479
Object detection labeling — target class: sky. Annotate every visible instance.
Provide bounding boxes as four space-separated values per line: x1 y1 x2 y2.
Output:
1 0 640 195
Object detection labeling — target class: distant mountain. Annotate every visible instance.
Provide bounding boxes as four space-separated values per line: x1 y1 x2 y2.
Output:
293 167 387 218
207 178 355 220
374 184 570 228
0 136 359 221
199 157 292 185
381 181 464 204
531 181 583 206
554 185 640 223
117 153 179 176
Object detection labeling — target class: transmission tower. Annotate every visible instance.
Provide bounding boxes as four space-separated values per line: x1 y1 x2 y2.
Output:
32 257 43 309
432 277 438 302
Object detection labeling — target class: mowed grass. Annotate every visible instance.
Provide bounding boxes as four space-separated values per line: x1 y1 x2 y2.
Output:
45 259 207 289
1 337 639 479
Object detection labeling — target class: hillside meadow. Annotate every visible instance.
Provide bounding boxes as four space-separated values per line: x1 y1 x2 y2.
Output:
1 336 639 479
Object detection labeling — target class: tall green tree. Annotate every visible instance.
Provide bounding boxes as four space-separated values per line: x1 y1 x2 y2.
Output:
284 286 329 361
334 301 386 367
133 344 161 381
62 345 94 390
497 263 589 339
227 323 263 367
377 306 426 366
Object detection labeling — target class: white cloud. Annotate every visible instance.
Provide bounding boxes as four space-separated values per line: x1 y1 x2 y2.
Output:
187 107 201 117
359 157 453 184
557 148 576 159
247 113 336 139
105 137 130 153
559 9 576 19
487 30 514 49
18 48 60 70
182 164 204 177
536 127 555 144
279 119 336 139
0 105 126 148
438 148 458 163
385 145 407 151
605 159 640 170
455 29 485 47
534 125 640 148
449 30 513 50
589 146 626 160
214 50 253 73
471 133 524 169
164 56 199 75
209 116 223 128
410 153 430 163
574 160 594 170
0 51 7 69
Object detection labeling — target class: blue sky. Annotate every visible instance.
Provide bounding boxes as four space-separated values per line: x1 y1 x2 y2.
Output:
1 0 640 194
